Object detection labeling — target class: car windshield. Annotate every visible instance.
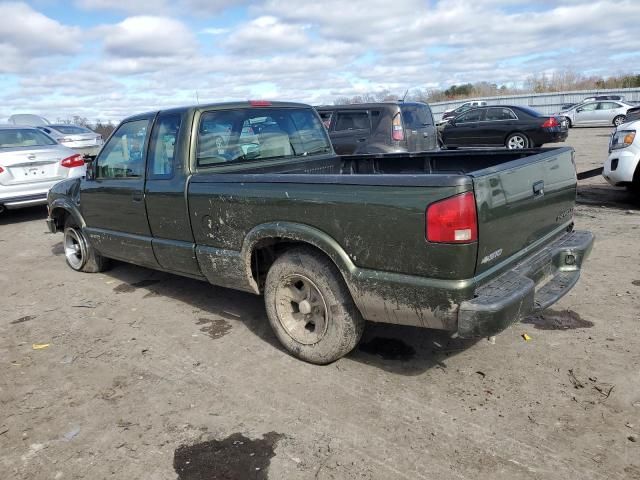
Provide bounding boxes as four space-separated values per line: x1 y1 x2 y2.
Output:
51 125 91 135
401 105 433 127
516 106 543 117
0 128 57 148
197 107 331 165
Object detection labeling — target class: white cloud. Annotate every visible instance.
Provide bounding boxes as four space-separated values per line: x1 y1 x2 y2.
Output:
222 16 310 53
98 16 196 59
0 2 81 72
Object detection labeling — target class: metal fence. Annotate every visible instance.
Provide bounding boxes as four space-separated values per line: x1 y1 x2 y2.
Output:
429 87 640 121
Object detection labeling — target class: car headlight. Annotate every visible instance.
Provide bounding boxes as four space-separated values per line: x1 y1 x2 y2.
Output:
610 130 636 151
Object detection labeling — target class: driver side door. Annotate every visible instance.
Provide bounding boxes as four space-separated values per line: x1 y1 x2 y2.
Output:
80 116 159 268
573 103 598 125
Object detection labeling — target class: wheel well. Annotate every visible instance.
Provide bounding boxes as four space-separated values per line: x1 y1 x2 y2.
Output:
250 238 337 293
51 208 71 230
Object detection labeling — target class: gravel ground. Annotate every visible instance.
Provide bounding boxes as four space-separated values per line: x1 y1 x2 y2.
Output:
1 127 639 480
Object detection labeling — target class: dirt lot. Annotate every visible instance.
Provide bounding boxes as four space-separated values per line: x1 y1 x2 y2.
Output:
1 127 639 480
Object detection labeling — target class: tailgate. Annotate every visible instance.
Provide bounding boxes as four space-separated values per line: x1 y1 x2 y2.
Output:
472 148 577 275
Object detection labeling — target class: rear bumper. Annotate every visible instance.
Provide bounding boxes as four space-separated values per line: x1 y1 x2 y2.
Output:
0 192 48 209
457 230 594 337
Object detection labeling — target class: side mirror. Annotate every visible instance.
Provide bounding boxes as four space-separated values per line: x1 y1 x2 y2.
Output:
448 118 456 126
576 108 583 113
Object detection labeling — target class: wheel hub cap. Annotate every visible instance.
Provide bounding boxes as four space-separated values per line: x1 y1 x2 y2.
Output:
274 274 329 345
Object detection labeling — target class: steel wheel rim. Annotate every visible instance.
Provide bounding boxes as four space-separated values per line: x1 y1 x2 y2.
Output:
64 228 85 270
508 135 526 149
274 274 329 345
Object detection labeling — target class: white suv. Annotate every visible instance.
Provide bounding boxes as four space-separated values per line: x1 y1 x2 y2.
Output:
603 120 640 194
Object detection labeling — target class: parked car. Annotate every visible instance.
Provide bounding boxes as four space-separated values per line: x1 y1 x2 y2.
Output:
560 96 626 115
440 100 488 123
0 125 86 212
315 102 438 154
8 114 50 126
603 119 640 194
37 124 104 156
558 101 633 127
582 95 624 103
440 105 568 149
624 105 640 124
46 100 593 364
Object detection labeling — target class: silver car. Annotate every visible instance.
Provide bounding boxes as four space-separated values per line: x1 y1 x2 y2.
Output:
0 126 86 212
37 124 103 156
558 101 633 128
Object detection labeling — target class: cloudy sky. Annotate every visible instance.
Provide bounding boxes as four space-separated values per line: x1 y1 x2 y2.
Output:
0 0 639 123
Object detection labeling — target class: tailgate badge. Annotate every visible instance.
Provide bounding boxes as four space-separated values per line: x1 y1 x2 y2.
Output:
481 248 503 265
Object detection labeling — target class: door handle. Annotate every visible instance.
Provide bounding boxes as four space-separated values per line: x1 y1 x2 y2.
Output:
356 137 367 142
532 180 544 197
132 191 143 202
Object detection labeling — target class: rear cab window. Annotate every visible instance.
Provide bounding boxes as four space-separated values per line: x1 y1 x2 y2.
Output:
196 108 331 166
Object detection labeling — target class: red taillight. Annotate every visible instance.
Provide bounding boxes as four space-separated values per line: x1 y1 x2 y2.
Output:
426 192 478 243
249 100 272 107
61 154 85 168
392 112 404 141
0 166 4 174
541 117 559 128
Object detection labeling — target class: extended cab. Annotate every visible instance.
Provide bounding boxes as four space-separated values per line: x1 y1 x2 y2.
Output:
47 101 594 364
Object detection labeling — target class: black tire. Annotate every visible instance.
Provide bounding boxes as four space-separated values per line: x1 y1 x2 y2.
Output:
565 118 572 128
63 217 108 273
264 247 365 364
613 115 626 127
505 132 529 149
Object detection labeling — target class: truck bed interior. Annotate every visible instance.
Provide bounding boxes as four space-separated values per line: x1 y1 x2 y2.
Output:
193 148 573 184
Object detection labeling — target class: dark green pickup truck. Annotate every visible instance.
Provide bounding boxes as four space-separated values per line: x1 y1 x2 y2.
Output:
47 101 594 364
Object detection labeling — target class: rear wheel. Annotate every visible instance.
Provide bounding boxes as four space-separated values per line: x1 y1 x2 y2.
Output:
613 115 626 127
63 218 108 273
505 133 529 149
264 247 365 364
565 117 572 128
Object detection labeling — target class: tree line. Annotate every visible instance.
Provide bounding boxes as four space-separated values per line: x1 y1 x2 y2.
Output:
333 71 640 105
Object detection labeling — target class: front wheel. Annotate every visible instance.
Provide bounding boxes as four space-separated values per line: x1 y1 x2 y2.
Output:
505 133 529 149
264 248 365 364
63 219 108 273
613 115 626 127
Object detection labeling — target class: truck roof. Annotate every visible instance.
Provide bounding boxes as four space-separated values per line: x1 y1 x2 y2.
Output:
121 100 313 123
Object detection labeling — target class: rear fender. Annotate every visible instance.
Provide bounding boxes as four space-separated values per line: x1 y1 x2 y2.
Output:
241 222 356 293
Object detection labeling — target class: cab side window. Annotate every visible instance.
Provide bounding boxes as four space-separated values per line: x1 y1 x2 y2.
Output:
148 114 181 178
96 119 149 179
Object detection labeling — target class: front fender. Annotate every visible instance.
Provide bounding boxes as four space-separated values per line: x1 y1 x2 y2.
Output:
47 177 85 229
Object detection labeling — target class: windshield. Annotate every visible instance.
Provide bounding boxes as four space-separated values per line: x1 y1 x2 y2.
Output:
51 125 92 135
0 128 57 148
197 108 331 166
401 105 433 128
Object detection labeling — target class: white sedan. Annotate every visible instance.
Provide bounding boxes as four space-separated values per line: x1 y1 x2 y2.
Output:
559 100 633 128
0 126 86 212
603 120 640 194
